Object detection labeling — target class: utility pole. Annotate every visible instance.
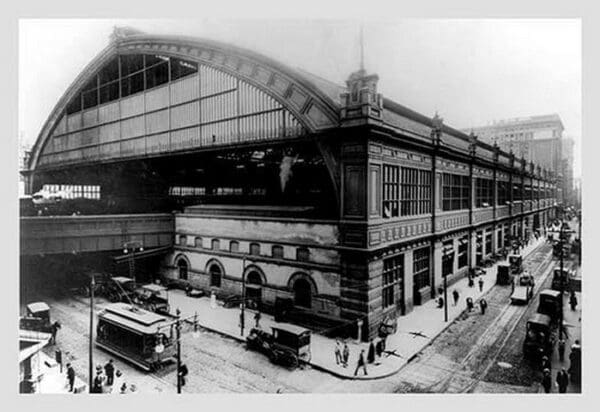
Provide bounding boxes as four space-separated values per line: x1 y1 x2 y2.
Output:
240 257 246 337
88 274 95 392
176 308 182 394
443 271 448 322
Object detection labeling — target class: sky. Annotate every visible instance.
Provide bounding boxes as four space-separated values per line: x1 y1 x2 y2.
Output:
18 19 582 176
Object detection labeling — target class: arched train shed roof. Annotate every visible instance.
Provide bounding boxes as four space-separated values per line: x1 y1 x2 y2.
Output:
28 28 343 171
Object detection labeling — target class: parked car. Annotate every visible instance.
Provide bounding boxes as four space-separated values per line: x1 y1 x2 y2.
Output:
106 276 138 303
246 323 312 368
510 272 535 304
523 313 555 360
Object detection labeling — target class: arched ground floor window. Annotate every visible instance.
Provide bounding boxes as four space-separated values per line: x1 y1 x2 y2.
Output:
176 258 188 280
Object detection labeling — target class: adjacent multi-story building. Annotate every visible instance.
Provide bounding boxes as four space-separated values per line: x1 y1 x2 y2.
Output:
466 114 574 205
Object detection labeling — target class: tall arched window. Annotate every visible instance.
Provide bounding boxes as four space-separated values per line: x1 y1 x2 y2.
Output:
177 258 188 280
209 263 222 288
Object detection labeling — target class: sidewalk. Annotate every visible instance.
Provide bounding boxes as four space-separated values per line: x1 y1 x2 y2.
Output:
37 351 87 394
169 237 546 380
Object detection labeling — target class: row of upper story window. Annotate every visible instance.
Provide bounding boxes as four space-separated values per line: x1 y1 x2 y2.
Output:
176 235 311 262
40 184 101 199
380 164 556 217
65 54 199 115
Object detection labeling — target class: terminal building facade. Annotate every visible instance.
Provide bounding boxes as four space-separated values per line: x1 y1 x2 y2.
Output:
23 28 558 340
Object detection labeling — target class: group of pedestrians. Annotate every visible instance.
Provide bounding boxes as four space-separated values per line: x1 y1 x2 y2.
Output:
85 359 137 394
541 339 582 394
334 336 389 377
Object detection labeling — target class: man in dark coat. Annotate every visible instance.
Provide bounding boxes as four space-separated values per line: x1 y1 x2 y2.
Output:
478 277 484 292
542 369 552 393
254 311 261 328
50 321 61 345
479 298 488 315
354 349 368 376
367 341 375 364
558 339 566 362
104 359 115 386
556 368 569 393
452 290 459 306
466 297 474 312
92 371 104 394
569 292 578 311
541 355 552 373
66 363 75 393
342 342 350 368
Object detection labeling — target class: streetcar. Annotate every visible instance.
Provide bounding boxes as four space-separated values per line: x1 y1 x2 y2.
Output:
96 302 176 371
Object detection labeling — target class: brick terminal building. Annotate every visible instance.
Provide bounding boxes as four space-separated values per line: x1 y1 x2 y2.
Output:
22 28 557 341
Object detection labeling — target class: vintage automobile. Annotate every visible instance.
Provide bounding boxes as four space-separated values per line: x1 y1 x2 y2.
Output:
510 272 535 304
523 313 556 360
246 323 312 368
537 289 562 324
133 284 171 314
96 302 176 371
551 267 574 292
106 276 138 303
20 302 53 333
507 254 523 275
223 294 258 310
496 264 512 286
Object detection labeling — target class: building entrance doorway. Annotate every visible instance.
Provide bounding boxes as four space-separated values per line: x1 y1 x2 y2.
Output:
246 270 263 309
293 278 312 308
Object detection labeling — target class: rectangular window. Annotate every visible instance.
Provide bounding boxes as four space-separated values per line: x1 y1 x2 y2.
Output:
475 178 494 208
250 243 260 256
442 240 454 277
272 245 284 259
120 54 144 76
513 183 522 201
82 88 98 110
121 72 144 97
229 240 239 252
497 181 509 205
296 247 310 262
211 239 220 250
458 236 468 268
485 232 493 255
99 80 120 104
383 165 399 218
382 254 404 309
442 173 470 211
413 247 430 290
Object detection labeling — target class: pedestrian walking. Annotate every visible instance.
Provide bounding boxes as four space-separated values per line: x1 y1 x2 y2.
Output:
437 286 443 297
334 340 342 365
466 297 474 312
569 292 578 311
556 368 569 393
542 369 552 393
478 277 484 292
92 371 104 394
254 311 261 328
119 383 128 394
437 296 444 309
342 342 349 368
541 355 552 373
375 339 383 358
50 321 61 345
452 290 459 306
353 349 368 376
66 363 75 393
104 359 115 386
558 339 566 362
367 340 375 364
479 298 488 315
178 364 188 387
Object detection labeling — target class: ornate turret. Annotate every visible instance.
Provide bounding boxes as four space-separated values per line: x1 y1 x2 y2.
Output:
340 68 383 125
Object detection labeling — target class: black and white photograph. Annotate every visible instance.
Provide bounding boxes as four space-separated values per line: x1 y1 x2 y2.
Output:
12 8 589 399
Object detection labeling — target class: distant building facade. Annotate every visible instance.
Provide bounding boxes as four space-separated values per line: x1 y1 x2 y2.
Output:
465 114 575 205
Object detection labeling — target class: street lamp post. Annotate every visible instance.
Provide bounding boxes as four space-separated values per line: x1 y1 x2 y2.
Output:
154 308 199 393
240 256 246 337
88 274 95 392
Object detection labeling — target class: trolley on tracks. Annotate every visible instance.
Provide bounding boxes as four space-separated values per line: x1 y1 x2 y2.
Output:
96 302 176 371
